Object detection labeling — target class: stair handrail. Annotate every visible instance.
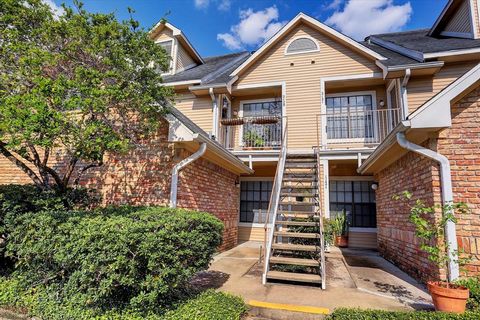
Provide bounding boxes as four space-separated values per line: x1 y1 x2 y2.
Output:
315 147 326 289
262 119 288 285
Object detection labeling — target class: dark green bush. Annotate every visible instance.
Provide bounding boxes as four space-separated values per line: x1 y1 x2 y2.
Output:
456 277 480 310
163 289 247 320
327 308 480 319
5 206 224 314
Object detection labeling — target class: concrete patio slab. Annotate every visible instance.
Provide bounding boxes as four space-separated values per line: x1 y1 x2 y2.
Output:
194 241 433 318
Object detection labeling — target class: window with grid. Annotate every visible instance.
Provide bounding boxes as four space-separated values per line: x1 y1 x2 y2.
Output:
240 181 273 223
329 180 376 228
157 40 173 73
325 94 375 140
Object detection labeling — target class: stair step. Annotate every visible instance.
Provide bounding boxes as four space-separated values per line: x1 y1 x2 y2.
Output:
274 231 320 239
278 211 319 218
276 220 319 226
272 243 319 252
286 158 316 162
280 192 317 197
283 177 316 182
270 256 319 267
280 202 316 206
285 163 316 168
266 271 322 284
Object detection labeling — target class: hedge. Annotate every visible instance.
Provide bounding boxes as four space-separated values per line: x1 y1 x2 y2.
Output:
455 277 480 310
4 206 224 315
327 308 480 319
0 277 246 320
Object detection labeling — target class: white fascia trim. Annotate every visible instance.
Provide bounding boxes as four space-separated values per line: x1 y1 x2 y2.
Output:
322 72 383 82
161 79 202 87
423 47 480 59
429 0 454 36
284 35 320 56
408 62 480 128
380 61 445 72
440 31 474 39
369 37 424 62
469 0 478 39
230 12 385 77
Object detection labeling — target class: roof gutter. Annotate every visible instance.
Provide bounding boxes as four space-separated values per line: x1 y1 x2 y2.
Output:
169 142 207 208
396 132 459 282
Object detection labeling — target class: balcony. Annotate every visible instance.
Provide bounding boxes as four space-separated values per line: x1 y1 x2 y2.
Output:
219 116 284 151
317 107 401 148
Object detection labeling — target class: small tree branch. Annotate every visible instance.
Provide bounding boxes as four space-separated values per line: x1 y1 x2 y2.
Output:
73 160 103 185
0 141 44 188
62 156 78 187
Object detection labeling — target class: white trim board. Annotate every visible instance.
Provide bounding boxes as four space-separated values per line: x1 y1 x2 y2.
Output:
230 12 385 77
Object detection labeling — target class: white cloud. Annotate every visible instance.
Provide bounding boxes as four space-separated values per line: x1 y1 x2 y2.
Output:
325 0 344 10
194 0 209 9
217 33 242 50
217 6 286 50
42 0 64 17
218 0 231 11
325 0 412 40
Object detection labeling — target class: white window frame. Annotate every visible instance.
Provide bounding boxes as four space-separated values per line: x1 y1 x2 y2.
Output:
284 35 320 56
238 177 274 227
324 90 378 144
156 39 175 75
386 79 402 131
238 98 283 148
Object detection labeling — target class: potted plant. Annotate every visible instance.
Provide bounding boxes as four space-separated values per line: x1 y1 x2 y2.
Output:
323 217 334 252
331 211 348 248
243 130 265 149
394 191 471 313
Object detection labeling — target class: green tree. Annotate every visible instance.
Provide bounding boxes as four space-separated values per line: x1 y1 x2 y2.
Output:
0 0 173 192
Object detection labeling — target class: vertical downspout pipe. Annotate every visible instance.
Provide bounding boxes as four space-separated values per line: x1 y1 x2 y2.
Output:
396 132 459 282
169 143 207 208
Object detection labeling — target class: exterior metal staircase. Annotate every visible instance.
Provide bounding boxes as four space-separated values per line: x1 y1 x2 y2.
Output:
262 125 326 289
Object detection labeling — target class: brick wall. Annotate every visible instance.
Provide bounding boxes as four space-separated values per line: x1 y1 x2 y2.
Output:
376 85 480 281
0 119 240 251
375 142 444 282
438 86 480 276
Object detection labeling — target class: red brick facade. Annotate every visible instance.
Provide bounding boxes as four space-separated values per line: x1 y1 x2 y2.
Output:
0 119 240 251
376 86 480 282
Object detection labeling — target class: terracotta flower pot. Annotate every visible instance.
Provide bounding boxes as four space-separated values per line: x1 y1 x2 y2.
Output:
335 235 348 248
427 281 469 313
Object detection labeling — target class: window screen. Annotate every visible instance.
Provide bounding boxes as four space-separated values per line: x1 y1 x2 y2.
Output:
286 38 318 54
329 180 376 228
240 181 273 223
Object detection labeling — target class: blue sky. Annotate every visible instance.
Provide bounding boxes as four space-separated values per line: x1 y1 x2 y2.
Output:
49 0 447 57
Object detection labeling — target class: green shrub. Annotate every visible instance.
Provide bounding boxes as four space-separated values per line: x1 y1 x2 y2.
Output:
163 290 247 320
456 277 480 310
327 308 480 319
5 206 224 315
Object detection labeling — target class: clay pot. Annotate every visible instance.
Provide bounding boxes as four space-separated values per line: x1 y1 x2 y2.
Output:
335 235 348 248
427 281 469 313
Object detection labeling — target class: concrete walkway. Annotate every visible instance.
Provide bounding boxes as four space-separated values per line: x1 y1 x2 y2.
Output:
192 241 432 318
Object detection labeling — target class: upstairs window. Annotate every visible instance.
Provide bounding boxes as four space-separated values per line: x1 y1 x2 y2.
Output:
157 39 174 74
285 37 319 55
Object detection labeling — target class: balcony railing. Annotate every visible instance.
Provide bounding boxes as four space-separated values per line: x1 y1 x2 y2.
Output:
317 108 401 147
219 116 285 151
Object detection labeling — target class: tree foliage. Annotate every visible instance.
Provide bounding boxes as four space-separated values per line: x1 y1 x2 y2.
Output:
0 0 173 191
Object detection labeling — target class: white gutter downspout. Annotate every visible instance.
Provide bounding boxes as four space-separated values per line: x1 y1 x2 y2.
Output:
401 68 411 119
396 132 459 282
169 143 207 208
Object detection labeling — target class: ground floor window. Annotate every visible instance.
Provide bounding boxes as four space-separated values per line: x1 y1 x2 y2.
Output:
329 180 376 228
240 180 273 223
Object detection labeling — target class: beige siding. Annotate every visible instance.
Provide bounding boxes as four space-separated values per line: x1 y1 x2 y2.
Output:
235 24 381 150
174 94 213 133
176 43 196 72
407 62 477 113
238 226 267 242
153 28 174 42
472 0 480 37
348 231 378 249
444 0 473 34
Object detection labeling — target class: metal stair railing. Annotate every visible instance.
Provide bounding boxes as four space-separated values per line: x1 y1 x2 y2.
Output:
262 120 288 285
315 147 326 289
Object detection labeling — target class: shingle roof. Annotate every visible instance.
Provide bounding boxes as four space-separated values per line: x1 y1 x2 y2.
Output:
361 42 418 67
370 29 480 54
163 52 250 84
